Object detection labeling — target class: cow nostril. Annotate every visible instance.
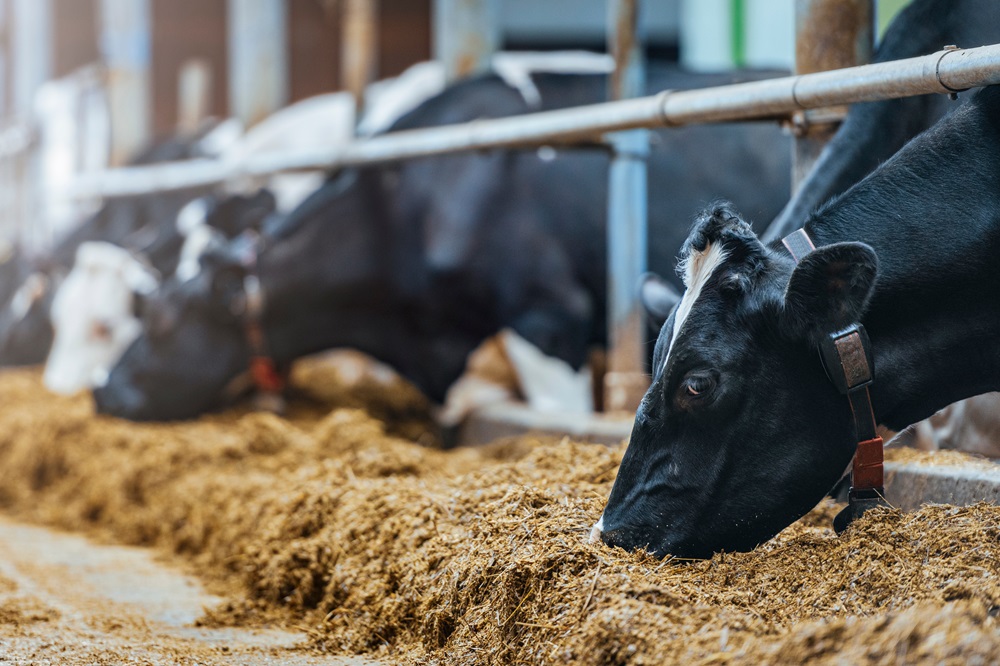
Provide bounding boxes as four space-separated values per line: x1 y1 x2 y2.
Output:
600 528 631 549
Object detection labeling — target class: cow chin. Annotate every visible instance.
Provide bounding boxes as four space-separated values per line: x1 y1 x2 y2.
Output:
93 379 158 421
93 332 246 422
93 371 224 422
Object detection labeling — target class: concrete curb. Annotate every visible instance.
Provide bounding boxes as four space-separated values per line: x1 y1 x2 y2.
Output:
459 404 1000 509
885 461 1000 511
458 403 631 446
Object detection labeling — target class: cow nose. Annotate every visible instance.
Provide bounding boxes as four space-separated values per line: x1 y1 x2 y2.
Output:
93 382 144 419
600 528 630 549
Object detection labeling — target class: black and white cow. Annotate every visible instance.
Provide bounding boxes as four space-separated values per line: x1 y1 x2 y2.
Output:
42 190 275 394
594 84 1000 559
0 133 221 367
93 67 793 421
764 0 1000 242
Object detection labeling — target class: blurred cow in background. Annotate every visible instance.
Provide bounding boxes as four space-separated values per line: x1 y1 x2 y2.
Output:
43 190 275 395
0 127 228 368
93 65 793 422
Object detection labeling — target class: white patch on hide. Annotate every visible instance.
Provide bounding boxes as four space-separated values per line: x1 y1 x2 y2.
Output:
44 242 158 395
195 117 244 158
501 328 593 414
664 242 730 371
175 197 210 236
91 366 110 389
492 51 614 107
175 225 222 282
588 514 604 543
358 61 447 136
437 375 517 428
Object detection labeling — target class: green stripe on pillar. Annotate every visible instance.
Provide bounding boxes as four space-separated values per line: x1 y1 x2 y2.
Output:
730 0 746 68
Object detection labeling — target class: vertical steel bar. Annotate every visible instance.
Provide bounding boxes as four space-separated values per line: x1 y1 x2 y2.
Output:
100 0 151 167
11 0 50 117
11 0 50 251
341 0 378 119
227 0 288 128
792 0 873 191
603 0 649 414
177 59 212 137
432 0 500 82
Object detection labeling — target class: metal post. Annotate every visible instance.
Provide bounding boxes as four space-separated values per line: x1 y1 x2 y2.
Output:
177 59 212 137
433 0 500 82
792 0 873 191
10 0 51 251
228 0 288 127
603 0 649 414
11 0 51 117
100 0 151 167
341 0 378 118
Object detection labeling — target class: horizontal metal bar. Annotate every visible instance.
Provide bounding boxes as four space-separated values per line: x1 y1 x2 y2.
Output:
69 44 1000 199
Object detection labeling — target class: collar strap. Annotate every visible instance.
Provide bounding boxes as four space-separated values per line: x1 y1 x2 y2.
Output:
782 229 887 532
237 235 286 395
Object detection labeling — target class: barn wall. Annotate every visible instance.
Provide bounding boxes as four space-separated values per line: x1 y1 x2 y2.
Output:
51 0 99 78
287 0 339 103
151 0 228 138
287 0 431 104
379 0 431 78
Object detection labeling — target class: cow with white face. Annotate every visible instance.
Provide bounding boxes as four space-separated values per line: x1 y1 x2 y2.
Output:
44 242 158 394
43 190 276 395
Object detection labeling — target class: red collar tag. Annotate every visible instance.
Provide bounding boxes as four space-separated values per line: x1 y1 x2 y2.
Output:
250 355 285 393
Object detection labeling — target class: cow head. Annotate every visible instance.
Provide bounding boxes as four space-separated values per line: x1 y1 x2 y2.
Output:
44 242 159 395
92 241 253 421
595 203 878 559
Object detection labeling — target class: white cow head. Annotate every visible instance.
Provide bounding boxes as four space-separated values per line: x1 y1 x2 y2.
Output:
44 242 159 395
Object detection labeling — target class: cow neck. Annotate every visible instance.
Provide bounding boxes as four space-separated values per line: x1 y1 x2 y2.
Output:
801 203 1000 435
799 90 1000 433
782 228 887 533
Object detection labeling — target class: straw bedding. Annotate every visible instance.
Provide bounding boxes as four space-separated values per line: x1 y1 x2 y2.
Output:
0 365 997 664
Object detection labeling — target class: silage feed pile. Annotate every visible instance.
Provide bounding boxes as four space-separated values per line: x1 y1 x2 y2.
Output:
0 368 998 664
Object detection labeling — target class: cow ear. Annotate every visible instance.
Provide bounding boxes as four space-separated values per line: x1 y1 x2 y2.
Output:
638 273 680 328
781 242 878 344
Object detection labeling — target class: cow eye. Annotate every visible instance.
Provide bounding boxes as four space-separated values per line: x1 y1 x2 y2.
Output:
681 374 715 399
91 321 113 341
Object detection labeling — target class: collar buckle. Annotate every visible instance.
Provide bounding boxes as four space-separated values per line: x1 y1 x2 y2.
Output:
819 323 874 395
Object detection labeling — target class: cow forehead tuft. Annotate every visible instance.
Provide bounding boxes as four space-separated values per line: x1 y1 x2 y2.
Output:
664 241 730 372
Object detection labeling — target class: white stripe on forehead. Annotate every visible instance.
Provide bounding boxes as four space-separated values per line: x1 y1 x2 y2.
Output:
663 242 730 371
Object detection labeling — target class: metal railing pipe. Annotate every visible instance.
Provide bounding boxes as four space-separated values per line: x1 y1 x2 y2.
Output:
68 43 1000 199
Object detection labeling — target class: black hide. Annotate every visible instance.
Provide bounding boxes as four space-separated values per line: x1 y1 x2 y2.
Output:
95 68 793 421
601 85 1000 559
